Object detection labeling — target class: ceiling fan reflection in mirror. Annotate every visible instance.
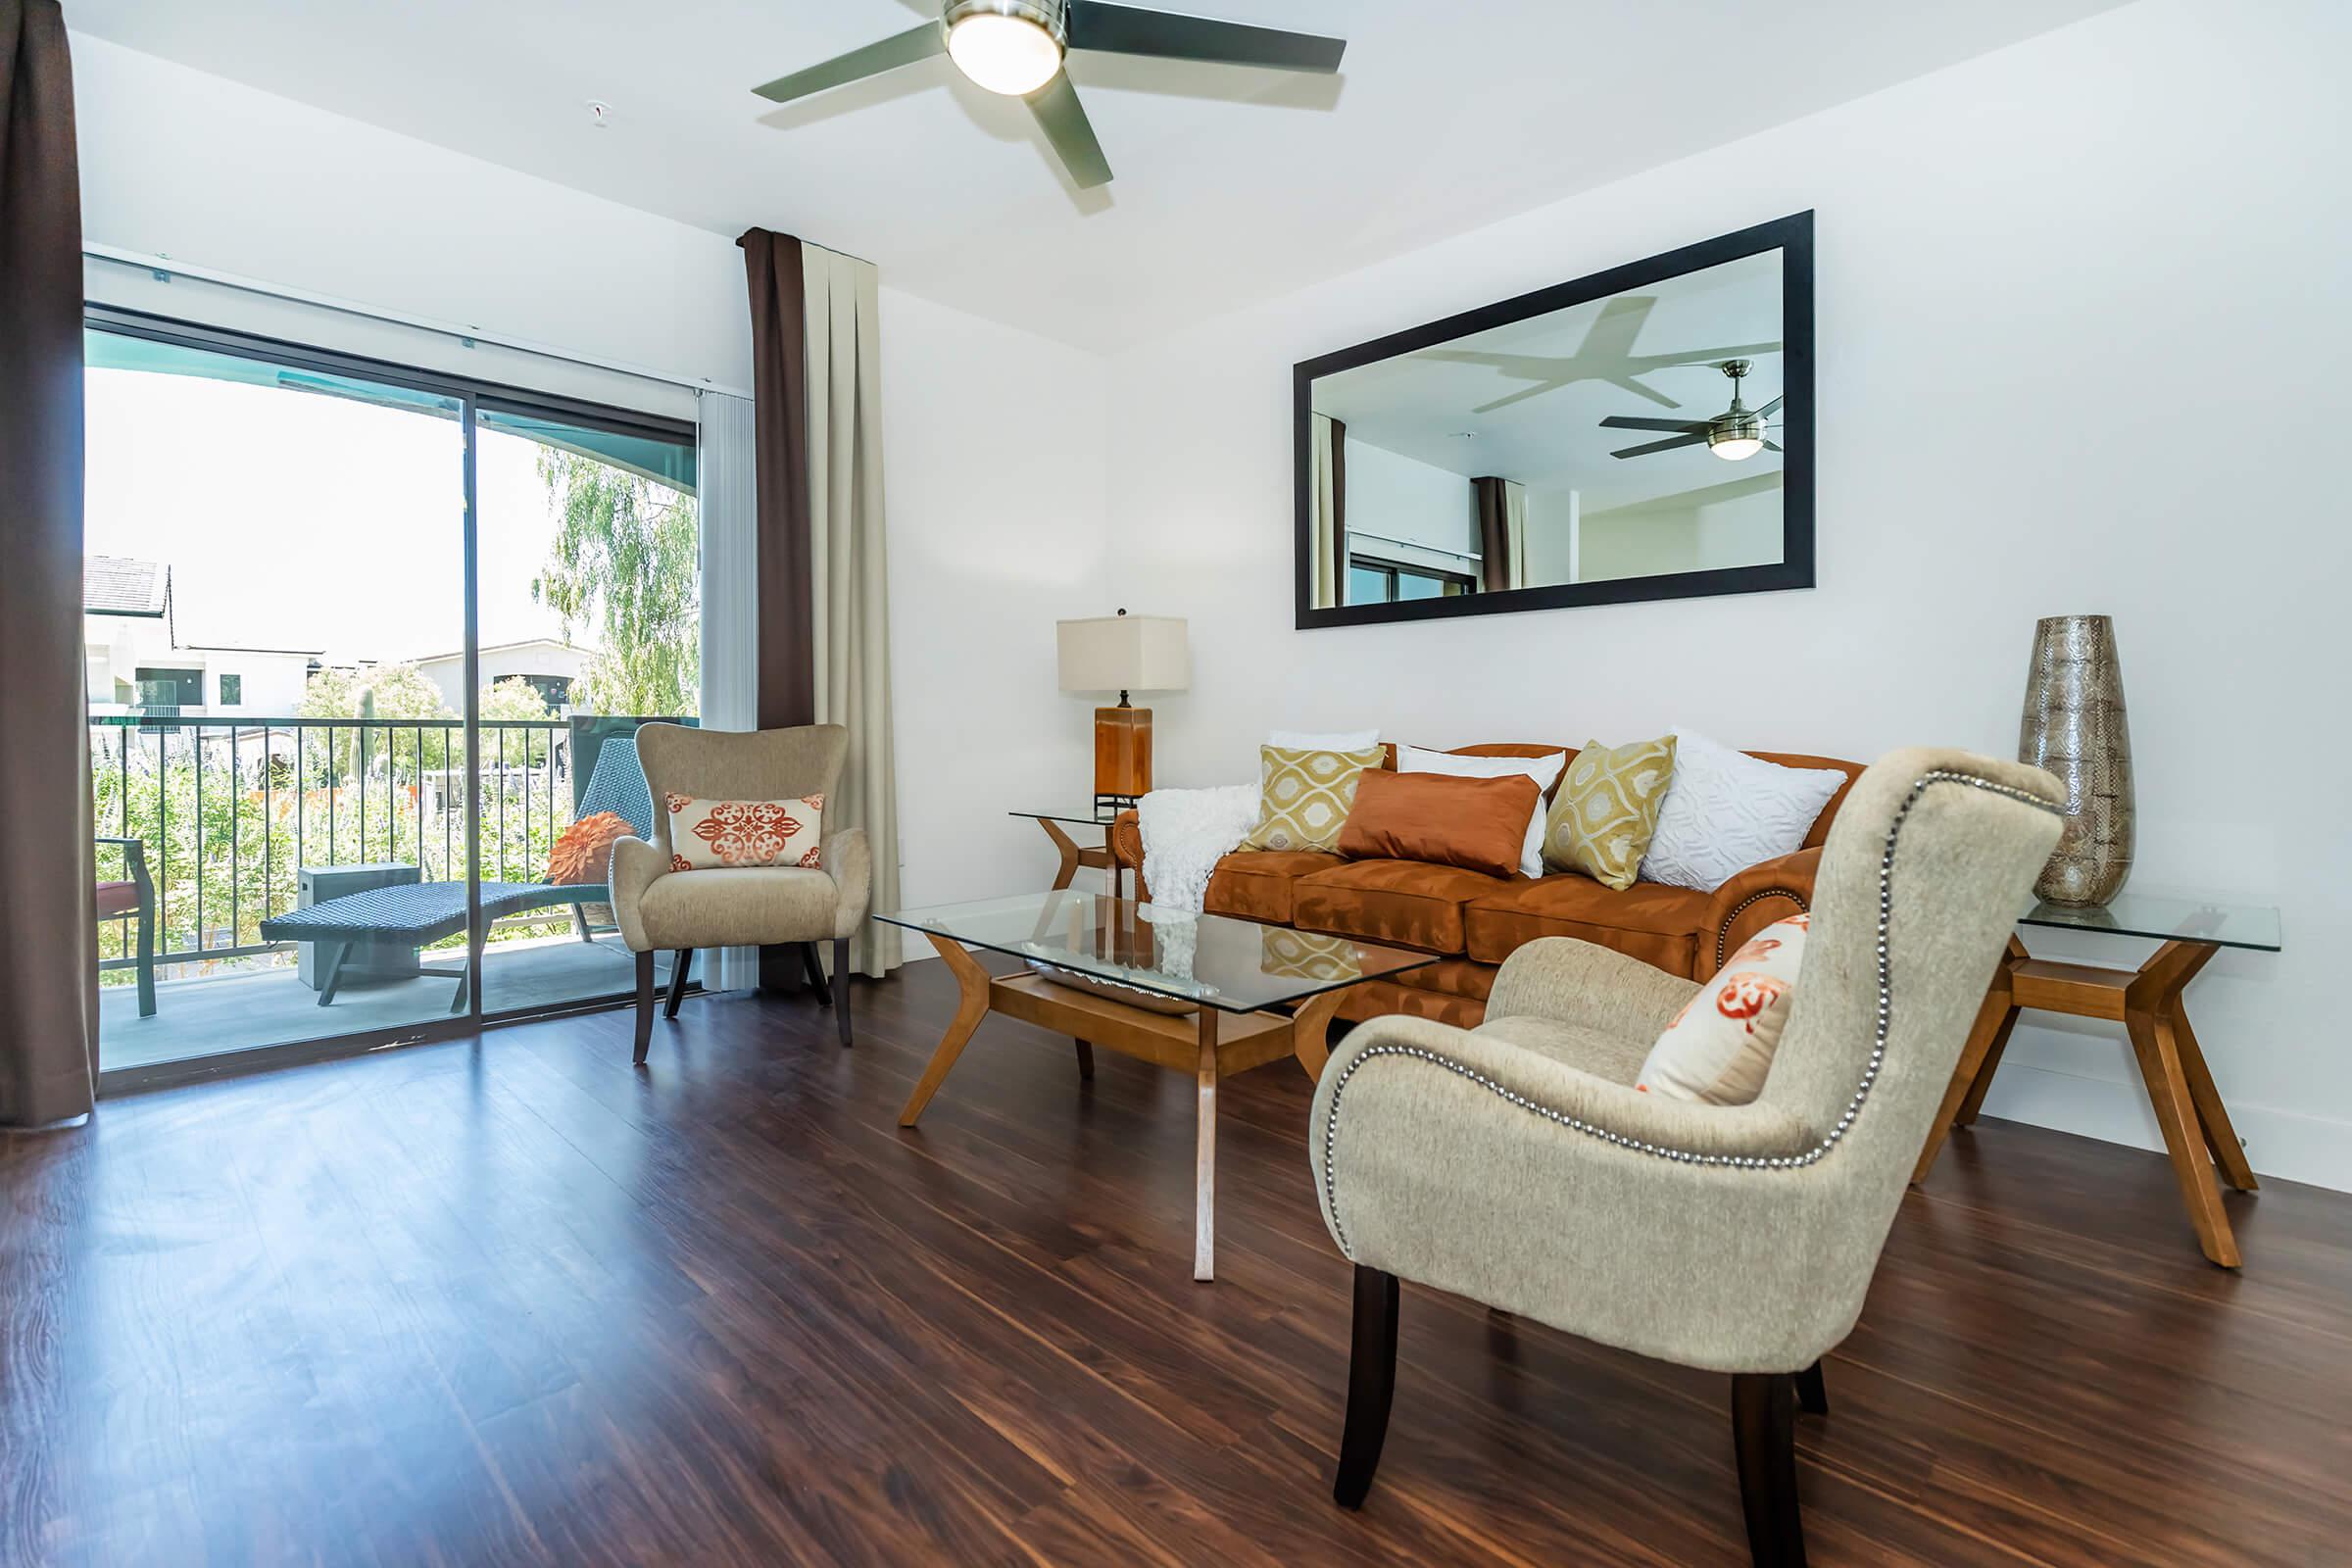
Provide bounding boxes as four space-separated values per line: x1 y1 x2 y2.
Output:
751 1 1347 190
1601 360 1784 462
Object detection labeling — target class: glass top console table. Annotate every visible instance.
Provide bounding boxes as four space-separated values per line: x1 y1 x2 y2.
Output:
1008 807 1129 900
1914 891 2281 1268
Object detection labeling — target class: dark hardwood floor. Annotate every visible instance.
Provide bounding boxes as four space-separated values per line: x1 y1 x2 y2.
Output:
4 958 2347 1566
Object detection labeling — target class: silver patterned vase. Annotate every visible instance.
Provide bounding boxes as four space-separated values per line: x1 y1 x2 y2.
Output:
2018 614 2133 906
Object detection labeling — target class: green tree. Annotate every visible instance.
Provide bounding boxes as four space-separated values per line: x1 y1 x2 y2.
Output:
479 676 553 767
532 451 700 717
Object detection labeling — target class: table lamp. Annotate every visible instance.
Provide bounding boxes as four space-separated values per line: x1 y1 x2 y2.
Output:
1056 611 1189 812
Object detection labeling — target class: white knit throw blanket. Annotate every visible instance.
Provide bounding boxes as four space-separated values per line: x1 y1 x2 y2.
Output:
1137 784 1258 915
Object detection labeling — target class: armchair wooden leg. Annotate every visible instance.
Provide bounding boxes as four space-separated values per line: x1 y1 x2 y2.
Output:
1333 1265 1400 1510
832 936 854 1049
1732 1372 1807 1567
1074 1039 1096 1080
1793 1360 1828 1416
801 942 834 1006
632 951 656 1065
662 948 695 1020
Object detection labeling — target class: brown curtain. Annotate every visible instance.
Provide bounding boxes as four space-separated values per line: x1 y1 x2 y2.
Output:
1473 476 1508 594
738 227 815 730
1329 415 1347 543
0 0 98 1126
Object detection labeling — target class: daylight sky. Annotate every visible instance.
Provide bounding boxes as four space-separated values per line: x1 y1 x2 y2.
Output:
85 368 584 664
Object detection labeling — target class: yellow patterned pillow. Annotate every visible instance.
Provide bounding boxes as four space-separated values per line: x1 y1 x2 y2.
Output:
1543 736 1678 889
1241 744 1385 854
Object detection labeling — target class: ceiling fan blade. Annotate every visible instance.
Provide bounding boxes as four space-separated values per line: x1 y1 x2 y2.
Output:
752 24 944 105
1067 1 1346 72
1598 416 1707 432
1763 440 1783 453
1755 395 1784 418
1027 73 1113 188
1610 433 1708 460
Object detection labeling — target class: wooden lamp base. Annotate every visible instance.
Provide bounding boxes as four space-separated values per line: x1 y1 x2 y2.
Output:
1094 704 1152 812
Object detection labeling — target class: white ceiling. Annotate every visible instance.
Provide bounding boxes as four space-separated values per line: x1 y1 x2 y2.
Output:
65 0 2126 350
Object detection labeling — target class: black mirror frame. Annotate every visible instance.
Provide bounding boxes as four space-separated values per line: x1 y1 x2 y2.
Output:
1293 211 1815 631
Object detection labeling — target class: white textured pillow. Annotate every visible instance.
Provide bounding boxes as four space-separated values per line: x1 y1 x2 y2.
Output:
1641 730 1847 893
1396 744 1567 880
1637 914 1809 1104
1268 727 1380 752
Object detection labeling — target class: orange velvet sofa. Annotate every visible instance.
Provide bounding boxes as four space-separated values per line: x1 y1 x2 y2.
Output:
1110 742 1864 1030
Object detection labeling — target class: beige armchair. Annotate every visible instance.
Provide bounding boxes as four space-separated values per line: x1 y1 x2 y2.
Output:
1309 748 2063 1567
612 723 871 1063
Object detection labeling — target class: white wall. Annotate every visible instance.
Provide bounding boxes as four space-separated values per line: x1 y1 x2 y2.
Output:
1341 437 1477 584
71 34 1112 921
1102 0 2352 1190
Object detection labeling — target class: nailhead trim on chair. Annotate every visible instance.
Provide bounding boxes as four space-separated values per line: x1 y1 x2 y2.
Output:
1716 889 1809 969
1320 770 2060 1258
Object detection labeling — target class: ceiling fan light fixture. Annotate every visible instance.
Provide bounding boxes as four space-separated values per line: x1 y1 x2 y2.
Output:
1708 423 1767 462
945 0 1067 96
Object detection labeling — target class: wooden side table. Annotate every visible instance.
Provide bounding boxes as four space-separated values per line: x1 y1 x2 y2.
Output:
1912 893 2279 1268
1009 808 1127 901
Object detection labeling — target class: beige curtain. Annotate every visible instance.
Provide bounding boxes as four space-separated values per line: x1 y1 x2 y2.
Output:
1504 480 1529 590
1310 413 1342 608
802 243 902 976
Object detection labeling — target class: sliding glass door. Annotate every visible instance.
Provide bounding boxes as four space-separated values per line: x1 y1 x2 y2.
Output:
83 312 700 1079
470 403 699 1017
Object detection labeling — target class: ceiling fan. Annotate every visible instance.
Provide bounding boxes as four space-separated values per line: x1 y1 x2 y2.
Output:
1600 360 1784 462
751 1 1347 190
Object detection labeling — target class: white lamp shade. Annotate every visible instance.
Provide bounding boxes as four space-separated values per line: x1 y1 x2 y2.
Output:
1057 614 1189 695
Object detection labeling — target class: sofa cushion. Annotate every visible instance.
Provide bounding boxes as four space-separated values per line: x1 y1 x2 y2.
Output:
1463 873 1714 975
1204 850 1346 924
1294 859 1525 955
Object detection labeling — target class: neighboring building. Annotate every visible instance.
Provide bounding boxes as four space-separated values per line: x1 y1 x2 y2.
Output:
83 555 321 716
413 637 591 715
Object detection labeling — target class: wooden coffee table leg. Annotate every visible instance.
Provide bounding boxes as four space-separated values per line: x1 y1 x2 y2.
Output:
1196 1009 1219 1283
898 933 992 1128
1292 990 1346 1083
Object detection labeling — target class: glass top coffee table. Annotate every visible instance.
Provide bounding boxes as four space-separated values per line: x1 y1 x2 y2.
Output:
879 891 1436 1281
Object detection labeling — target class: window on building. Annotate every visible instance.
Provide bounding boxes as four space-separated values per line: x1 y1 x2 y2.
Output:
1346 556 1476 606
132 666 202 710
218 673 243 707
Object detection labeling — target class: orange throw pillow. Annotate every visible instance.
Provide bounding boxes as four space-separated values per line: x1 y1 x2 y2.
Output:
547 810 635 886
1337 769 1541 878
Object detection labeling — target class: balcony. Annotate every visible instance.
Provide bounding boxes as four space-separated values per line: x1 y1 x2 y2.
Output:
91 710 688 1071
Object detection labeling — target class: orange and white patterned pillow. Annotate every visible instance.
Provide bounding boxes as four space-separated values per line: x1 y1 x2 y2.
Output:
664 792 824 872
1635 913 1809 1105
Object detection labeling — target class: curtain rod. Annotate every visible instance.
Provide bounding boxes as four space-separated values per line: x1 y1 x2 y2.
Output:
81 243 753 401
1348 528 1484 564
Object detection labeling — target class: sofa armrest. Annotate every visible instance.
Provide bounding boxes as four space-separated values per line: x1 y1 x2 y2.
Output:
609 836 670 953
1697 847 1822 979
1487 936 1700 1040
1110 809 1150 904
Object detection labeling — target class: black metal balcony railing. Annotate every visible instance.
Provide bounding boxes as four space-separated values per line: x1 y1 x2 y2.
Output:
89 713 600 976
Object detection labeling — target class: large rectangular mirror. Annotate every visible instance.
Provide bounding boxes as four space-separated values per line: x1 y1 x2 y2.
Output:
1294 213 1812 628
